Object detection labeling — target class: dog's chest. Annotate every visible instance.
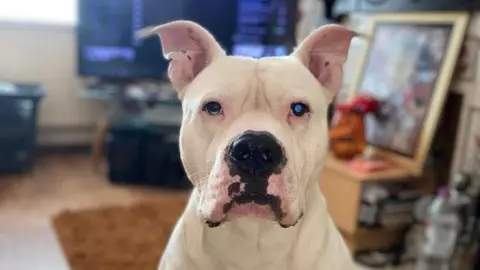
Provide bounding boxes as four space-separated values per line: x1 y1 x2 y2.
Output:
198 232 323 270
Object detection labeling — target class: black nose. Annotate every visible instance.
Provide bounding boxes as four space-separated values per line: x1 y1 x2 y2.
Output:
227 131 284 178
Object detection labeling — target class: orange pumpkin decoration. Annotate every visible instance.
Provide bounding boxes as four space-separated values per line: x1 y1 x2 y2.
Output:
329 96 379 160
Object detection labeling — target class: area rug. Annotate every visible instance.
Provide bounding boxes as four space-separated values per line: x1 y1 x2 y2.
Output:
52 195 188 270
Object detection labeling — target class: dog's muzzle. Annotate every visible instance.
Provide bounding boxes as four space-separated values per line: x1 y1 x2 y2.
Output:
202 130 297 228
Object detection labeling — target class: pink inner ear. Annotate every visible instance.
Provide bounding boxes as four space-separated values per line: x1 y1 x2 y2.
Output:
298 25 356 96
158 26 208 83
167 51 193 90
308 53 343 96
152 21 225 91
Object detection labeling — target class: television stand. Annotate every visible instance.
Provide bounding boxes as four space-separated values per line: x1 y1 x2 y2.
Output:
79 78 179 171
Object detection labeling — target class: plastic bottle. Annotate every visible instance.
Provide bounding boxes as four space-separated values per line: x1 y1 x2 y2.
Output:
415 187 460 270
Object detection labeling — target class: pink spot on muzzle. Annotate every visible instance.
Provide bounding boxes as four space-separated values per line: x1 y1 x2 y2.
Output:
266 174 295 226
200 168 241 222
201 165 297 227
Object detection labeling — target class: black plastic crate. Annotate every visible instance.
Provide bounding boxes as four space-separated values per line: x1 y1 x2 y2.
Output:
106 119 191 189
0 138 34 173
0 83 43 173
142 124 191 189
106 121 145 184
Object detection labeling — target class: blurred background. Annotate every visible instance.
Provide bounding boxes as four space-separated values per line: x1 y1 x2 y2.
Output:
0 1 480 270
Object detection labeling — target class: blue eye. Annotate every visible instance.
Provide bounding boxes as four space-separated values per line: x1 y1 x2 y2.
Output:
203 101 223 115
290 102 310 117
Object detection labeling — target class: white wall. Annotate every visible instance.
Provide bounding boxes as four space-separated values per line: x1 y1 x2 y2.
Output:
0 22 107 145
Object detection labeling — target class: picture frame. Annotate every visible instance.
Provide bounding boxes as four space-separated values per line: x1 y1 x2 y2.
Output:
347 13 470 176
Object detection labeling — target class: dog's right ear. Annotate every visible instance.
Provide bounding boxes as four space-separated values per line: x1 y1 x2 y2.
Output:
139 21 226 98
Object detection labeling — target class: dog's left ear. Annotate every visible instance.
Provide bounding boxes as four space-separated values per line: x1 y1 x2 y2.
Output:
292 25 357 100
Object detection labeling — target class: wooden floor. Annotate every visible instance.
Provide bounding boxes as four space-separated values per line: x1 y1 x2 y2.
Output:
0 153 185 270
0 153 183 230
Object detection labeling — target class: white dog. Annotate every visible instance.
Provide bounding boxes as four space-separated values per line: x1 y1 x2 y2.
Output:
143 20 358 270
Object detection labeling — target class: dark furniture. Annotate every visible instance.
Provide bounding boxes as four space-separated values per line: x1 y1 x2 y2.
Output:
0 83 43 173
106 117 191 189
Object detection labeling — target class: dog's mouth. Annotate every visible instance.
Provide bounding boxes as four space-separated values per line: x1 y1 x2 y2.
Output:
225 192 284 223
205 193 301 228
203 177 303 228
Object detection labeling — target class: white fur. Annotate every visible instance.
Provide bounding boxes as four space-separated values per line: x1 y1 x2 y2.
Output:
147 21 358 270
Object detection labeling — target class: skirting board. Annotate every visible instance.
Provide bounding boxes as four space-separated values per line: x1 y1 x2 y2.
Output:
36 125 95 147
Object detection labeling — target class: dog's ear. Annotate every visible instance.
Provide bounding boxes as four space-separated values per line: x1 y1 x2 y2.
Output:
291 25 357 100
146 21 226 98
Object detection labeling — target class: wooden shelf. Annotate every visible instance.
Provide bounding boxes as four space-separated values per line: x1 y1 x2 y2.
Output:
319 152 420 254
324 154 412 183
341 227 407 253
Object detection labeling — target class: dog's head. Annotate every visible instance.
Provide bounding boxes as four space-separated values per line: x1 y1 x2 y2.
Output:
147 21 356 228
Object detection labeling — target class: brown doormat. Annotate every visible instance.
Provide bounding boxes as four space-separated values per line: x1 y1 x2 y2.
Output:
52 195 189 270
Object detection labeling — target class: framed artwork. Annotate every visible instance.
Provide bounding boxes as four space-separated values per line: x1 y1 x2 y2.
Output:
347 13 470 175
460 108 480 180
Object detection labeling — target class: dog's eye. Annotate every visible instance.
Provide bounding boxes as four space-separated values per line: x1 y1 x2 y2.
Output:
290 102 310 117
202 101 223 115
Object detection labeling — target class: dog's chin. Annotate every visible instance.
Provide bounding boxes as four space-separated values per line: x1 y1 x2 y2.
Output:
203 197 303 229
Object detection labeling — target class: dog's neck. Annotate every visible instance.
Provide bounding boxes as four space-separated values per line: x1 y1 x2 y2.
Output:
180 177 332 269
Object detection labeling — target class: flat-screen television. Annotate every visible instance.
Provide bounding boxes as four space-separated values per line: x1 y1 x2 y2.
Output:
77 0 297 81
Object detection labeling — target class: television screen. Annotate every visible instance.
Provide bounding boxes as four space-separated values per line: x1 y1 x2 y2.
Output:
232 0 297 58
77 0 186 81
77 0 296 81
